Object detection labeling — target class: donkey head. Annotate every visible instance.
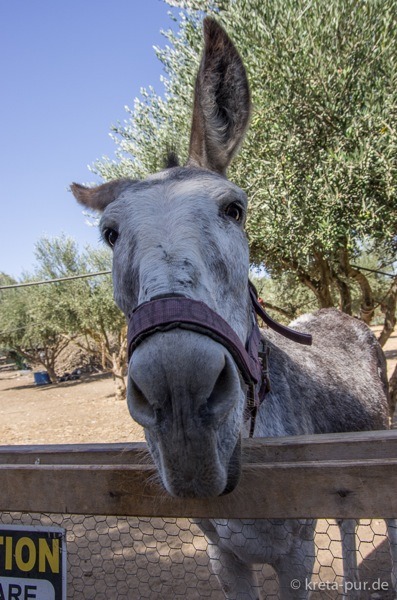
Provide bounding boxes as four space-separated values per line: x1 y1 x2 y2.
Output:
71 18 251 498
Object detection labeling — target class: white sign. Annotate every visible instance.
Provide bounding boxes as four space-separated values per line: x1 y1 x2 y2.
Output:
0 526 66 600
0 577 55 599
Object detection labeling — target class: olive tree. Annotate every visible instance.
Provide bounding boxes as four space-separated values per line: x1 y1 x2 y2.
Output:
94 0 396 341
34 237 128 401
0 238 128 400
0 274 70 382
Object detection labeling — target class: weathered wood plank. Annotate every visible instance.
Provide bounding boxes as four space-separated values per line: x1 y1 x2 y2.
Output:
0 431 396 518
0 430 396 465
243 430 397 463
0 430 397 465
0 458 396 518
0 442 149 465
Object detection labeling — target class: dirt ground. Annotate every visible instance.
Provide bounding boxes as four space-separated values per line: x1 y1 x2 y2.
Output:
0 327 395 445
0 371 145 445
0 328 396 599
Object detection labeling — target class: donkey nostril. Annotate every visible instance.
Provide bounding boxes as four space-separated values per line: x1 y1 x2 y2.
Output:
202 354 240 425
128 379 157 428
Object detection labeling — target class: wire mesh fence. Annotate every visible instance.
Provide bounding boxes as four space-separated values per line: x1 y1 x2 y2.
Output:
0 512 395 599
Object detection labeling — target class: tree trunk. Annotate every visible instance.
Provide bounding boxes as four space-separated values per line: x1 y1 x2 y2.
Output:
378 276 397 348
112 329 128 401
294 268 334 308
334 275 352 315
15 347 58 383
111 353 127 401
281 256 335 309
315 284 334 308
313 252 335 308
44 363 58 384
338 248 374 323
297 253 335 308
101 342 108 370
348 267 375 324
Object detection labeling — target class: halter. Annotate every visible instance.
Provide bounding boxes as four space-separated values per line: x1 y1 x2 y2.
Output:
127 283 312 437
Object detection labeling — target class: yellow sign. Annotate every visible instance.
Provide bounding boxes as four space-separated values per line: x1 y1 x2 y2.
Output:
0 526 66 600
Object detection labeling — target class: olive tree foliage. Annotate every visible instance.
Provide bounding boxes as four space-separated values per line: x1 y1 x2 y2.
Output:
34 237 128 401
0 238 128 400
254 250 396 327
93 0 396 339
0 273 70 383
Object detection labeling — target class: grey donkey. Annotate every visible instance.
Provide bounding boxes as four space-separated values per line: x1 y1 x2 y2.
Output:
71 18 397 600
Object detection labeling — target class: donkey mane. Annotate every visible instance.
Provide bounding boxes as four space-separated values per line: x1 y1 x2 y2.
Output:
164 148 180 169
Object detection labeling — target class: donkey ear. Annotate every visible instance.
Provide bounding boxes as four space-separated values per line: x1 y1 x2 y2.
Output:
70 179 131 212
187 18 251 175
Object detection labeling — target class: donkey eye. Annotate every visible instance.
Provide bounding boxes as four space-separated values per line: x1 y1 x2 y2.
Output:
103 228 119 247
225 202 244 222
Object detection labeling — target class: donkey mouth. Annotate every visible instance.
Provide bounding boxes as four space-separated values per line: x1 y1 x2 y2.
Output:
159 435 242 499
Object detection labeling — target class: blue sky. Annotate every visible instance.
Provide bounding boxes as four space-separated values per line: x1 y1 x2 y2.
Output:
1 0 178 279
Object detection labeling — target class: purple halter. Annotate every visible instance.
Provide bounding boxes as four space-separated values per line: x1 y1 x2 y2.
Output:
127 283 312 437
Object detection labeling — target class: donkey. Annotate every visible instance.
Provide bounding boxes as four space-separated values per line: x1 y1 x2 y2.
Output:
71 18 396 600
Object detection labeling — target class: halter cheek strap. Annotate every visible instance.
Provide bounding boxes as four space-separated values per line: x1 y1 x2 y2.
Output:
248 282 313 346
127 284 312 437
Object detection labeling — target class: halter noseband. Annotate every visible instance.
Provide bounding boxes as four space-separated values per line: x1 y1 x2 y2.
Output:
127 283 312 437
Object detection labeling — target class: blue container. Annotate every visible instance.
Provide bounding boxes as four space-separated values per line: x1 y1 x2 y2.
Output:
34 371 51 385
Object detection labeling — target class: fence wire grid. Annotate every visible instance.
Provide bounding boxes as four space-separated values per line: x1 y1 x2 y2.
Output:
0 512 395 599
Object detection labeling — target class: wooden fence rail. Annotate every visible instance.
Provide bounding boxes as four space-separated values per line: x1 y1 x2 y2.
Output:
1 430 397 519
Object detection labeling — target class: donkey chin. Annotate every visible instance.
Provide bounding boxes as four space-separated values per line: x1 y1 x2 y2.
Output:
144 428 243 499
